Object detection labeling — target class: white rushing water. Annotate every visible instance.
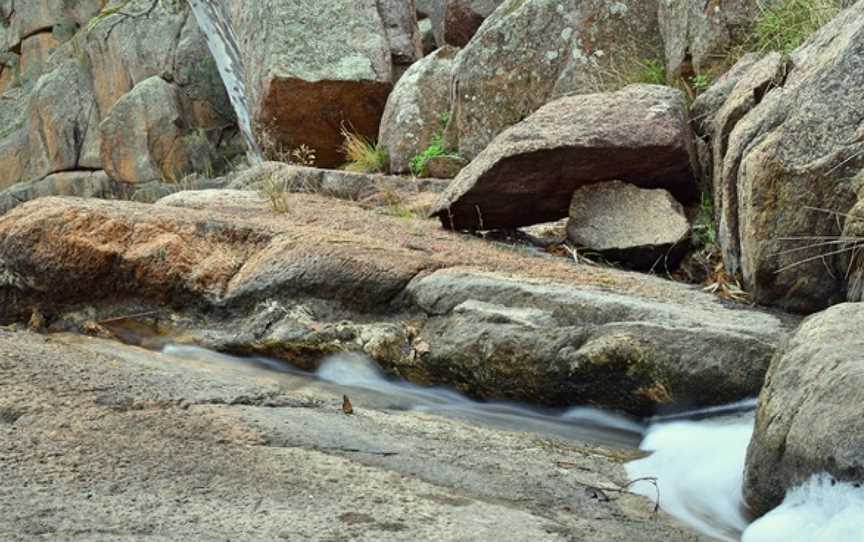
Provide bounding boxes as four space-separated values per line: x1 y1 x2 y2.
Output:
626 411 864 542
187 0 263 163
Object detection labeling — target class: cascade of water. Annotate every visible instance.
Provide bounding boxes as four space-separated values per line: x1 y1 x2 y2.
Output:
186 0 263 164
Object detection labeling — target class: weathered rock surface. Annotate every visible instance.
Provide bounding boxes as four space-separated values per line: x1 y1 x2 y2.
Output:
405 269 787 413
432 85 699 230
744 303 864 516
3 0 105 50
444 0 662 160
713 2 864 312
659 0 766 80
840 184 864 301
377 0 423 73
379 46 457 174
418 17 437 54
0 170 113 215
567 181 691 270
690 52 760 140
712 52 789 270
100 76 204 184
0 330 707 541
227 0 393 167
0 195 792 413
416 0 445 47
442 0 504 46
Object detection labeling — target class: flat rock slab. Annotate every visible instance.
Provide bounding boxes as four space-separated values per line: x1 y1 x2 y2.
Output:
431 85 698 230
0 330 708 541
567 181 691 270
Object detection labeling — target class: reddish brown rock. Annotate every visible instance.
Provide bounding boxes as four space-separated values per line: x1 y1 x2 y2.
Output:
432 85 699 230
443 0 504 46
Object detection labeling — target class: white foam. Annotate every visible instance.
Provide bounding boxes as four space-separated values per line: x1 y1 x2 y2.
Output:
742 474 864 542
625 416 754 541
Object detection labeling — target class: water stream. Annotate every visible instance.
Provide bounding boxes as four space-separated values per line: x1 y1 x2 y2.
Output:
157 344 864 541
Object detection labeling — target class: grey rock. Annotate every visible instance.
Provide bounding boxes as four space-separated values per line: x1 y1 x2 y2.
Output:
567 181 691 270
405 269 792 413
712 52 789 273
419 17 437 54
690 52 760 140
25 57 97 183
431 85 699 230
744 303 864 516
379 46 458 174
444 0 662 160
840 184 864 301
3 0 104 50
156 189 267 210
377 0 423 69
417 0 446 46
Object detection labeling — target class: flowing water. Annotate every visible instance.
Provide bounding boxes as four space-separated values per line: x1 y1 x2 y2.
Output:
187 0 263 163
157 344 864 541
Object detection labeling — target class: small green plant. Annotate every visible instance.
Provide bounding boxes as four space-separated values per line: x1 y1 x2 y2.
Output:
340 126 388 173
753 0 843 53
410 134 447 177
636 59 667 86
409 113 459 177
690 73 712 94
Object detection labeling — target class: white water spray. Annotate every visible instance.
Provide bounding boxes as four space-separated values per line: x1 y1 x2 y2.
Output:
627 411 864 542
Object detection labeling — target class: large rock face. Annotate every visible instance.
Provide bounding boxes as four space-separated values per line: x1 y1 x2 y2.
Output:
431 85 699 230
712 1 864 312
744 303 864 516
227 0 393 168
567 181 691 270
444 0 662 160
0 1 237 192
378 46 457 174
0 195 793 414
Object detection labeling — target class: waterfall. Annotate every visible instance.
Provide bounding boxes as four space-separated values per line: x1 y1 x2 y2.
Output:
186 0 264 164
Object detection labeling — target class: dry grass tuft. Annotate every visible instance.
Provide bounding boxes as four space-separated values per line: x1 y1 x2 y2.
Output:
340 126 388 174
